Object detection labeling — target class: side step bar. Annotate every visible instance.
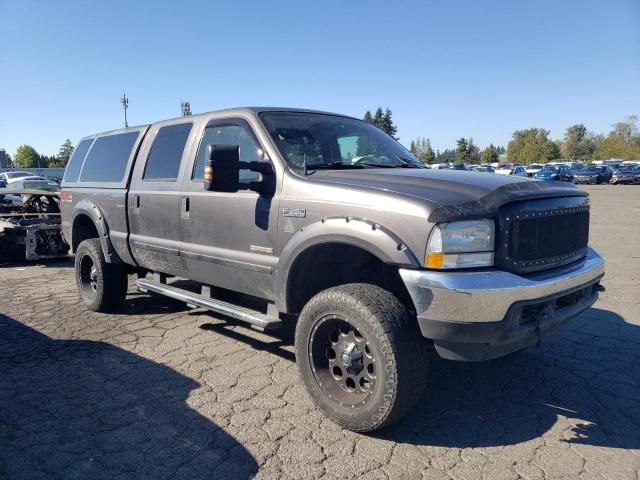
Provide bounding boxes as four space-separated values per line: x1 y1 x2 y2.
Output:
136 278 282 331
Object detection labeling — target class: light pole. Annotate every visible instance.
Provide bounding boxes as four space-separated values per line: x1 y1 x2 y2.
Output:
120 92 129 127
180 100 192 117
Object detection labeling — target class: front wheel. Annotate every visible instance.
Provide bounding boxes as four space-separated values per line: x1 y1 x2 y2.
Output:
75 239 128 312
295 283 429 432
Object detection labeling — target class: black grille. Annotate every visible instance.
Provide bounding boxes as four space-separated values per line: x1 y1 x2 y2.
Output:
511 211 589 261
496 197 590 274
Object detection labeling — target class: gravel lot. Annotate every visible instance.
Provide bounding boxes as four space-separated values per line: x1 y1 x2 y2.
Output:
1 185 638 480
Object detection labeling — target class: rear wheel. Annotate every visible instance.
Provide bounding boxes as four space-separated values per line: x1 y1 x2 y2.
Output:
75 239 128 312
295 283 429 432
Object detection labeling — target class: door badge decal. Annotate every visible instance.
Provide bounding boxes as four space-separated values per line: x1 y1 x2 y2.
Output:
282 207 306 218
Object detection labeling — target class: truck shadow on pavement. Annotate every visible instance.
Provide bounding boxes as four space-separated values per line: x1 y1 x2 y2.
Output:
378 307 640 450
0 314 258 480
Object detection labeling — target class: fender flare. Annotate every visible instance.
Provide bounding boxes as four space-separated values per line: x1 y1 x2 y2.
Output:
70 200 120 263
274 216 420 312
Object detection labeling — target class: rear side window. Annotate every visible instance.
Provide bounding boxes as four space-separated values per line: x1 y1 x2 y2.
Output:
143 123 192 180
80 132 139 183
63 138 93 182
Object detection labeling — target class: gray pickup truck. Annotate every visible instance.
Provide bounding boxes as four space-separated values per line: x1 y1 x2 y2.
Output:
61 107 604 432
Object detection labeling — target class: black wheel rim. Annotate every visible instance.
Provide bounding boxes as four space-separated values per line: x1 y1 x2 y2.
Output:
79 254 98 295
309 314 376 408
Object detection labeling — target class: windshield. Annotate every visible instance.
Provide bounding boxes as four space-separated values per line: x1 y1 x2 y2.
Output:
541 165 558 172
584 167 601 173
259 112 424 172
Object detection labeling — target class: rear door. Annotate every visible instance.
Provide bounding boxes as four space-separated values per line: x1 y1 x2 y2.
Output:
128 120 196 275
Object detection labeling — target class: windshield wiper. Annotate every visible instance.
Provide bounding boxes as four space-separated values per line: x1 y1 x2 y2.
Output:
353 162 399 168
305 162 367 174
394 156 426 168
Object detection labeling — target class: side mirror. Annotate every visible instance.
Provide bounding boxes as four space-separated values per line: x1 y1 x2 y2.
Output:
204 144 240 192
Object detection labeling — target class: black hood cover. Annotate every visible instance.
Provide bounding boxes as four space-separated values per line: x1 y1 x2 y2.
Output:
314 169 587 222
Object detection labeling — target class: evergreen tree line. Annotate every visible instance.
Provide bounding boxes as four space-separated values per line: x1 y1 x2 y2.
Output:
363 109 640 165
8 140 74 169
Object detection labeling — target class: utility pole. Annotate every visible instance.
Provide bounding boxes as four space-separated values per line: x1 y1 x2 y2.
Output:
120 92 129 127
180 100 192 117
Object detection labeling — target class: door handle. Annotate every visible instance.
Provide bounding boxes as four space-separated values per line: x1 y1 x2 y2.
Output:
133 195 140 214
182 197 190 219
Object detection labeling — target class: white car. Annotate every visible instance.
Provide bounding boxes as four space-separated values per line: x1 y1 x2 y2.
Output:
0 171 35 183
525 164 544 177
6 175 43 185
495 165 528 177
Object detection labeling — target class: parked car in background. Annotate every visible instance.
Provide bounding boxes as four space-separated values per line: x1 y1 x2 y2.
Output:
525 163 543 177
574 165 612 184
495 165 528 177
6 175 44 186
449 163 467 170
549 162 572 169
610 165 640 185
534 164 574 182
470 165 494 173
0 178 6 189
0 171 37 183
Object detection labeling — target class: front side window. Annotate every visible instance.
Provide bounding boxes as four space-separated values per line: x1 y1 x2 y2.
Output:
143 123 193 180
63 138 93 182
193 124 261 183
260 112 424 172
80 132 139 183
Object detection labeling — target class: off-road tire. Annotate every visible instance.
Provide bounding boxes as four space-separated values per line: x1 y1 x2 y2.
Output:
75 239 128 312
295 283 429 432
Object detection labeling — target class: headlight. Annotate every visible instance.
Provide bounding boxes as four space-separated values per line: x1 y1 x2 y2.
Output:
426 219 495 269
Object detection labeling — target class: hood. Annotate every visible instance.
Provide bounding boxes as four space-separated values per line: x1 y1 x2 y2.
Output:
312 168 585 222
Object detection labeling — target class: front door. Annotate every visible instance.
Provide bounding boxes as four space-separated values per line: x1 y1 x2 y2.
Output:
128 121 195 276
179 118 279 300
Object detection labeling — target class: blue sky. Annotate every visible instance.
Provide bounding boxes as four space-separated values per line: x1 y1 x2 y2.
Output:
1 0 639 157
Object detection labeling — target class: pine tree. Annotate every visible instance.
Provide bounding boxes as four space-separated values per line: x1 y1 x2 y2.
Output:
373 108 384 130
466 138 480 163
381 108 398 139
57 139 74 167
410 140 417 156
363 107 399 139
455 138 468 164
424 138 435 163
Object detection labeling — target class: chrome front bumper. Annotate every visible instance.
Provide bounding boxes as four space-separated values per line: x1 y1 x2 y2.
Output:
399 247 605 360
400 247 604 324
